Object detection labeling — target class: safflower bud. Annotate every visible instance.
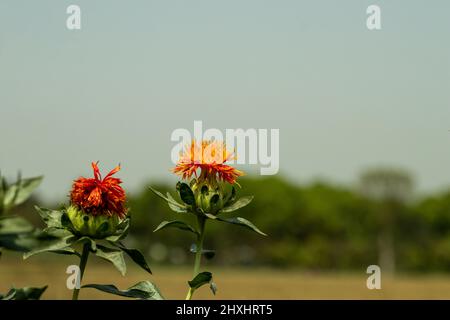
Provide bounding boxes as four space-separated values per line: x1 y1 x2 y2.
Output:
67 162 127 238
190 180 226 215
66 205 120 238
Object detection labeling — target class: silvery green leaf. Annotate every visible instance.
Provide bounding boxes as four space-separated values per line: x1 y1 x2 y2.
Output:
95 244 126 276
215 216 267 236
82 281 164 300
220 196 253 213
23 235 76 259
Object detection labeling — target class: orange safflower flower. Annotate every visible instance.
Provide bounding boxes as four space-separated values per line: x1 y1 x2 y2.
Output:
173 140 244 184
70 162 127 218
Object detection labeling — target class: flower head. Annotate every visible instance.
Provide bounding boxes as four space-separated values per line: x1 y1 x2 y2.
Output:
70 162 127 218
173 140 244 185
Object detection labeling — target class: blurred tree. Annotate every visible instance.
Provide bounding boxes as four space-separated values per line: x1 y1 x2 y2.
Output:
415 190 450 271
359 168 414 275
13 171 450 273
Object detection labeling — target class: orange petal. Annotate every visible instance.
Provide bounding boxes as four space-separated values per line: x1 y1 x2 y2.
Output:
87 187 102 207
91 162 101 181
104 164 121 180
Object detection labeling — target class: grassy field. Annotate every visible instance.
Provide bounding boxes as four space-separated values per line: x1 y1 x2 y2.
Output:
1 253 450 299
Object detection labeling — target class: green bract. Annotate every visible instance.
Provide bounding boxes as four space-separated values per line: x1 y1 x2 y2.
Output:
67 205 120 239
191 180 226 215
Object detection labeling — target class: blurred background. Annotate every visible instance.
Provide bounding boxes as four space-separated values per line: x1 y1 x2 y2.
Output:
1 0 450 298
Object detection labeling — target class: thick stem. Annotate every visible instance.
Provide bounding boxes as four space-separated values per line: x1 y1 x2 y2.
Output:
186 216 206 300
72 243 90 300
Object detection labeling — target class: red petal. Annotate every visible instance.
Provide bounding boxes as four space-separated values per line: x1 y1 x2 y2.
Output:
91 162 101 181
103 164 121 180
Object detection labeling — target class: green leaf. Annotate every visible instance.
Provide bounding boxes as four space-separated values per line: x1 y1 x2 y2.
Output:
203 213 217 220
34 206 64 229
23 235 76 259
0 175 6 202
95 244 126 276
188 271 213 290
1 286 47 300
166 193 188 213
220 196 254 213
50 248 80 257
177 182 195 205
3 185 19 211
105 217 130 242
224 186 236 206
11 176 43 206
153 220 199 235
1 229 67 253
42 227 72 238
216 216 267 236
0 216 34 235
74 236 97 251
0 234 29 252
112 242 152 274
149 186 185 208
82 281 164 300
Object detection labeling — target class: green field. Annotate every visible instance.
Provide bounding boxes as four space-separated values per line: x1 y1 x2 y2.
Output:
1 254 450 299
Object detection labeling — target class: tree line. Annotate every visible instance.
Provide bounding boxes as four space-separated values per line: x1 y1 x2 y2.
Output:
16 168 450 273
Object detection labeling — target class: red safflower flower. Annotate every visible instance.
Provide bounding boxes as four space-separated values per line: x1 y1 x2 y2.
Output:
70 162 127 218
173 140 244 184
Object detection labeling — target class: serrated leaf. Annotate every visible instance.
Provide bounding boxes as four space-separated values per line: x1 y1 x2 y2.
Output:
42 227 72 238
82 281 164 300
0 175 5 202
177 182 195 205
167 201 188 213
11 176 43 207
1 286 47 300
95 244 126 276
149 186 185 208
74 236 97 252
23 235 76 259
34 206 64 229
188 271 213 290
220 196 254 213
50 248 80 257
0 234 29 252
203 213 217 220
112 242 152 274
105 217 130 242
0 216 34 235
3 185 19 211
1 230 67 253
166 193 188 213
153 220 199 236
224 186 236 206
216 216 267 236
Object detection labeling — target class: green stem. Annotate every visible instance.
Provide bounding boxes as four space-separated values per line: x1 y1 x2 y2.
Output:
186 216 206 300
72 243 90 300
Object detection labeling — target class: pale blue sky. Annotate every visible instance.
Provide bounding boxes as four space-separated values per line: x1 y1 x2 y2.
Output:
0 1 449 201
